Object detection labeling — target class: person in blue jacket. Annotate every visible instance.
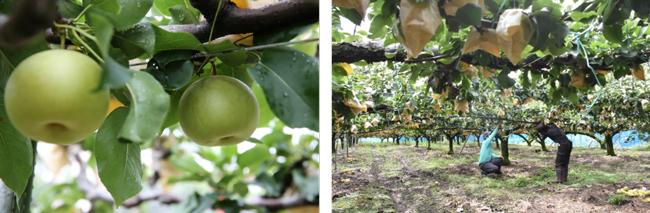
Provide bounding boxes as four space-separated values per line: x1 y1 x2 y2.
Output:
479 122 504 178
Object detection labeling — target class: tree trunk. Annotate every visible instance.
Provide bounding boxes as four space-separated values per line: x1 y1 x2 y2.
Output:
446 134 454 155
516 133 532 146
332 132 337 153
343 132 350 158
495 137 500 148
539 138 549 152
396 136 400 145
500 135 511 166
415 136 420 147
427 136 432 150
605 133 616 156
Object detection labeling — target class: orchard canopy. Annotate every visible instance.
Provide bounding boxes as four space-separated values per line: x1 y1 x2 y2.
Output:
0 0 319 212
332 0 650 159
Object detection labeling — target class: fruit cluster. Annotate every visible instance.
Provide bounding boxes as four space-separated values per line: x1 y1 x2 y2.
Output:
4 50 259 146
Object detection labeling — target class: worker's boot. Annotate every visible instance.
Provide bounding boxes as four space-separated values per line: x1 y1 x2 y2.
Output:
481 170 488 178
562 166 569 182
551 167 564 183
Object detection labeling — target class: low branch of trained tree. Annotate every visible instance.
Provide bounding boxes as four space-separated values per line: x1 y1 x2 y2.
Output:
159 0 319 43
333 40 650 71
73 151 180 209
0 0 58 48
245 193 316 212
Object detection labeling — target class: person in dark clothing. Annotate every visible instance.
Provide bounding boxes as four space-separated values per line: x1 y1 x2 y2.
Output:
536 122 573 183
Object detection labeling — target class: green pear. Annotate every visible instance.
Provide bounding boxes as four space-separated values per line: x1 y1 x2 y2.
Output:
4 50 109 145
178 75 259 146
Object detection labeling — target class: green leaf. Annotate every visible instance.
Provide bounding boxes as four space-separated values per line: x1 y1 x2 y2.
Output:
368 15 388 39
84 0 153 31
549 22 569 47
144 50 193 90
0 0 13 13
253 22 315 46
626 0 650 18
529 12 553 52
203 40 240 53
160 76 197 131
0 93 33 199
90 0 121 14
456 3 483 27
215 63 256 88
216 199 241 213
338 7 363 26
483 0 499 14
292 170 319 202
237 146 271 168
246 137 264 144
603 24 624 43
152 25 205 52
154 0 200 17
168 5 200 24
252 84 275 128
95 107 143 206
86 13 134 90
562 89 579 104
233 182 249 197
98 55 134 90
497 70 516 88
119 71 170 143
247 47 319 131
86 13 113 55
216 52 248 67
254 172 281 197
170 153 208 174
570 11 598 22
112 20 156 59
58 0 84 19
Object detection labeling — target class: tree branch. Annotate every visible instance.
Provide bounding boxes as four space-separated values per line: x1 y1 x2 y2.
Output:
245 193 315 212
0 0 57 48
160 0 319 43
333 40 650 71
73 150 179 209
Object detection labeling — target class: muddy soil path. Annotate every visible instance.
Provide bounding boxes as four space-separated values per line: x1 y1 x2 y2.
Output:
370 145 408 212
334 143 650 213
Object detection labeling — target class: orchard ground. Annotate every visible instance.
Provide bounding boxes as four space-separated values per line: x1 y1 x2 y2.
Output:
331 141 650 213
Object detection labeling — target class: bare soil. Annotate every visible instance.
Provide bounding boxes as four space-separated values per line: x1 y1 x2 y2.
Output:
332 142 650 213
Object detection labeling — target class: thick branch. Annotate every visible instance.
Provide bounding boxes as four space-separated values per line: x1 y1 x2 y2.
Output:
74 151 179 208
161 0 319 43
245 193 315 212
0 0 57 48
333 40 650 71
0 180 13 212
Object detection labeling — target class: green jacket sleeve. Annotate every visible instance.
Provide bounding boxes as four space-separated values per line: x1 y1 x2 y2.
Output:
478 128 499 164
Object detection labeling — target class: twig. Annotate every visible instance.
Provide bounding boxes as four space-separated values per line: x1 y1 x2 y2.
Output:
244 193 315 212
197 38 319 57
0 0 58 48
73 148 180 208
128 38 319 67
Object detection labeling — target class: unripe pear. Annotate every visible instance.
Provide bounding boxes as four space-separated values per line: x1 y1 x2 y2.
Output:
4 50 109 145
178 75 259 146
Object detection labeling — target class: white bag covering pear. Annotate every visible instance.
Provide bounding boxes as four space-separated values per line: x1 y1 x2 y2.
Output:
495 9 533 65
462 28 500 57
396 0 443 59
